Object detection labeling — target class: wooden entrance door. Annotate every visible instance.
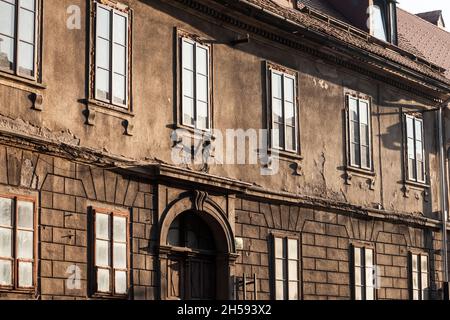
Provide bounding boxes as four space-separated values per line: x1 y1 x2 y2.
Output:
167 254 216 300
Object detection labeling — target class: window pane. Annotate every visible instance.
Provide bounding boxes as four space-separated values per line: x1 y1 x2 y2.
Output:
17 230 33 259
412 254 418 271
285 101 295 127
360 124 369 146
96 239 110 267
18 261 33 287
0 35 14 71
349 97 358 121
412 272 419 289
372 4 387 41
113 13 126 46
0 260 12 286
286 126 295 151
354 247 361 266
182 97 194 126
355 286 362 300
366 287 374 300
197 101 208 130
96 213 110 240
113 242 126 269
0 1 15 37
408 158 416 180
113 73 126 105
407 137 415 160
275 238 283 258
365 266 374 288
350 143 360 166
97 7 111 40
416 141 423 161
421 272 428 290
421 256 428 272
405 117 414 137
0 198 12 227
288 281 298 300
20 0 35 11
113 43 125 75
359 101 369 125
273 122 284 149
182 40 194 71
113 216 126 242
417 161 424 182
18 8 35 44
96 38 110 70
196 74 208 103
196 46 208 75
284 77 294 103
272 98 283 123
272 73 282 99
0 228 12 258
354 266 362 285
18 41 34 76
275 280 285 300
415 120 423 141
413 289 419 300
96 68 110 100
365 249 373 267
288 260 298 281
115 270 127 294
18 201 33 229
275 259 284 280
361 145 370 168
97 268 110 292
183 69 194 98
287 239 298 260
350 121 360 144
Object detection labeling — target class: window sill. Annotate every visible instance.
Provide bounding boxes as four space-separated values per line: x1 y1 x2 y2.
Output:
344 166 376 189
0 71 46 91
86 99 134 118
90 293 129 300
404 180 429 190
171 123 214 138
268 148 303 162
0 287 36 295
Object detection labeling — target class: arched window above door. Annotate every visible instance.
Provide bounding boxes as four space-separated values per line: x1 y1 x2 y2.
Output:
167 212 215 251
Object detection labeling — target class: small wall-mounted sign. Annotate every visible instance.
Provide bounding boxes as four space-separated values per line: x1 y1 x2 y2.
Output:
235 237 244 250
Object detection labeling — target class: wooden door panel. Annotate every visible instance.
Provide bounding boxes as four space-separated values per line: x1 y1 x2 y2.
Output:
168 257 183 299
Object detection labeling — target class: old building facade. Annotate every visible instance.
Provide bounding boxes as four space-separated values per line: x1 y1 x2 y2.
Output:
0 0 450 300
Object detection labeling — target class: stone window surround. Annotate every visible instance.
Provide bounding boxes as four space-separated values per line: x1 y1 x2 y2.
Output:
88 205 130 299
86 0 134 127
269 230 301 300
173 27 214 136
0 189 38 295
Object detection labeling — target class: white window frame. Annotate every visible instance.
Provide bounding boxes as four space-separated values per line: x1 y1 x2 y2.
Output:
273 235 299 300
93 208 129 297
347 95 372 170
269 68 298 153
352 245 375 300
0 0 39 80
94 2 130 109
410 253 429 300
405 115 426 183
180 37 211 130
0 196 36 291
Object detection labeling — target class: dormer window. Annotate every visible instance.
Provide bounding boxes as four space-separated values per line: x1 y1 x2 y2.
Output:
371 0 397 45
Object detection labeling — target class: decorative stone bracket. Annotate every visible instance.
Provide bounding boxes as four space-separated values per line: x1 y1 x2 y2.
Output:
29 93 43 111
122 119 134 136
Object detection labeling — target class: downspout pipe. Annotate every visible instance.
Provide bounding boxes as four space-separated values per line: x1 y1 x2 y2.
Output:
438 98 450 298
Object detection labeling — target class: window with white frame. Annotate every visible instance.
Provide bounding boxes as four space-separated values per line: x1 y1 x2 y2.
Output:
352 245 375 300
273 236 299 300
94 210 128 296
94 2 129 107
347 95 372 170
0 0 38 78
181 38 210 130
405 115 425 183
269 69 298 152
0 197 35 289
410 253 429 300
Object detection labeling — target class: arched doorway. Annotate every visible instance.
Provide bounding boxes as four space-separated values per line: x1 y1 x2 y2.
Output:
166 212 216 300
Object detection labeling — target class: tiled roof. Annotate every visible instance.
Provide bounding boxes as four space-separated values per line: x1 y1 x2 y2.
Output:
297 0 349 22
242 0 450 85
397 8 450 79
